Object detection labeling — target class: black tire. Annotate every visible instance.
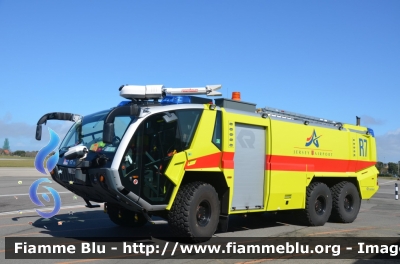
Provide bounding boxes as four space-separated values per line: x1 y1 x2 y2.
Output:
107 204 147 228
304 182 332 226
330 181 360 223
168 181 220 242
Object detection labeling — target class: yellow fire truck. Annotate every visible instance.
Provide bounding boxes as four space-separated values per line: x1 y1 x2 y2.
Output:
36 84 379 241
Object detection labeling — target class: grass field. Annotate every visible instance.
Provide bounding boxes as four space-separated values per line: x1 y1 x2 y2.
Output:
0 156 35 167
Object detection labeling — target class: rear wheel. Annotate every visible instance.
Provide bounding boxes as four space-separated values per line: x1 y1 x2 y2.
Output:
304 182 332 226
330 181 360 223
106 203 147 228
168 181 220 242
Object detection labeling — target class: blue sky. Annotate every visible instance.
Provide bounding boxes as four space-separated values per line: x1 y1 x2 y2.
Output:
0 1 399 162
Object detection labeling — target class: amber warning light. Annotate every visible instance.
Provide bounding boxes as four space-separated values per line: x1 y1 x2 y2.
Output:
232 92 241 101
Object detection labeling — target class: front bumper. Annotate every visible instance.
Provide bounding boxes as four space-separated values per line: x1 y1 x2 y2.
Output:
51 166 167 212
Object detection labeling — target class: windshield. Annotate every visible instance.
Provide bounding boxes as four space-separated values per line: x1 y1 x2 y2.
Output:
59 109 134 165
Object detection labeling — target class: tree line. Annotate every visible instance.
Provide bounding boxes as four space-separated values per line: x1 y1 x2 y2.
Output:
1 138 38 157
376 162 399 176
1 150 39 157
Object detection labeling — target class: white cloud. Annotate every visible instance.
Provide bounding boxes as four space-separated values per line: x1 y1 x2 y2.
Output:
360 115 384 126
387 128 400 135
376 128 400 163
1 112 12 122
0 113 72 151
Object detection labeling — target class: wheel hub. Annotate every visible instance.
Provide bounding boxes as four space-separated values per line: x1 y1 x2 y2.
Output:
196 200 211 227
315 195 326 215
343 194 353 212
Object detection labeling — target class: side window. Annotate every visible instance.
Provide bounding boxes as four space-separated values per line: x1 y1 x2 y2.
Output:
175 109 203 150
212 110 222 150
118 124 144 195
61 123 81 148
114 116 132 140
120 130 142 178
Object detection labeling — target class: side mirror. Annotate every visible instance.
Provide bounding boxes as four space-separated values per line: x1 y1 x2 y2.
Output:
103 104 141 144
163 112 178 123
35 125 42 140
103 123 115 144
35 112 82 141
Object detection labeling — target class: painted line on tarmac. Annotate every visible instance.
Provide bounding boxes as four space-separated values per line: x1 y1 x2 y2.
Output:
0 223 31 228
0 205 87 216
0 191 71 197
377 190 400 194
379 180 399 185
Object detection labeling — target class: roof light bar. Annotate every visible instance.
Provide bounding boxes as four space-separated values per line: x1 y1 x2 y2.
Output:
161 96 213 105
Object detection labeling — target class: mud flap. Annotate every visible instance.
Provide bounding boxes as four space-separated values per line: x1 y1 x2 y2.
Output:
218 215 229 232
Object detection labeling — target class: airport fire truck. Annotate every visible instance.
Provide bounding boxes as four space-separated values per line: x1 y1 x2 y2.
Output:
36 84 379 241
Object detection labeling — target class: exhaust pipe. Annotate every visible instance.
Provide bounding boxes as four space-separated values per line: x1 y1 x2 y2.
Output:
356 116 360 126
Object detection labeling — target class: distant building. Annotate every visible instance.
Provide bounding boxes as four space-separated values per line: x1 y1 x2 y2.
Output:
1 149 11 155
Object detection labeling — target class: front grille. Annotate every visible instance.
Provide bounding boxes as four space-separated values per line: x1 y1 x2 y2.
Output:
57 166 89 185
58 166 75 182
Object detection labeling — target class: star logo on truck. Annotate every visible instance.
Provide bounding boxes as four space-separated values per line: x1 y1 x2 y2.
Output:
305 129 321 148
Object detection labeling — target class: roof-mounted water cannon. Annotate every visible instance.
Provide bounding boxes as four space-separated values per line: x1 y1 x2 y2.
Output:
119 84 222 100
163 85 222 97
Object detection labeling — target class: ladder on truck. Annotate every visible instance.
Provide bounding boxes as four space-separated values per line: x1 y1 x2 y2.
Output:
258 106 344 128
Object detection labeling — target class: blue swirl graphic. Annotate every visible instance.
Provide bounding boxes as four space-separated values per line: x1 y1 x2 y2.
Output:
42 193 50 202
29 178 62 218
34 128 60 174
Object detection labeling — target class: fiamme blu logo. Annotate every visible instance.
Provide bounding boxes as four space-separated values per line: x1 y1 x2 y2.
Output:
30 127 62 218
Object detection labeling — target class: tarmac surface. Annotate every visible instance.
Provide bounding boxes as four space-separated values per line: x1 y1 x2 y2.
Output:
0 168 399 264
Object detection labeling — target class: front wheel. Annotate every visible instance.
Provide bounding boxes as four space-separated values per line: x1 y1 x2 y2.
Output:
303 182 332 226
168 182 220 242
330 181 360 223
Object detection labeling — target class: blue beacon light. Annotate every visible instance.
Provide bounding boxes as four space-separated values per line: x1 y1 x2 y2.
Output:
161 96 192 105
117 101 131 107
118 96 191 106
